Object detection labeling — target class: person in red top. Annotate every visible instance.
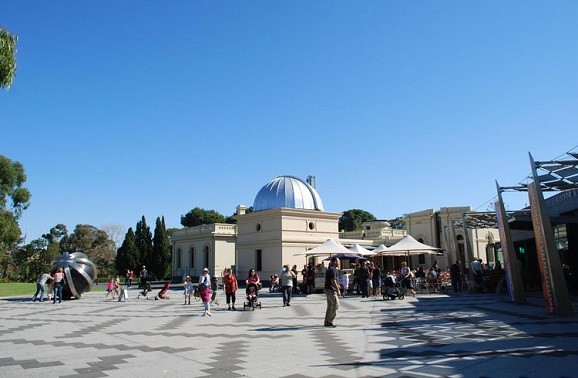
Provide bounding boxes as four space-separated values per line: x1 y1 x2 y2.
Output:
245 269 261 286
223 267 238 310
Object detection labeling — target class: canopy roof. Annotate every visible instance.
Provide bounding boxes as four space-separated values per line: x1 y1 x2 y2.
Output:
348 244 374 256
371 244 390 254
323 253 367 262
376 235 441 256
304 239 351 255
500 150 578 193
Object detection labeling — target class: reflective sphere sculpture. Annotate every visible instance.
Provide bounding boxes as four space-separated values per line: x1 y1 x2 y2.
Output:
51 251 97 299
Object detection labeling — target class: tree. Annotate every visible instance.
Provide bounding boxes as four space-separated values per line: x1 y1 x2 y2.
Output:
115 227 139 275
42 224 67 272
42 224 68 243
8 225 65 282
338 209 377 232
102 224 125 248
181 207 226 227
14 238 49 282
388 217 406 230
0 28 17 89
60 224 116 278
151 216 171 280
0 155 31 255
134 216 153 273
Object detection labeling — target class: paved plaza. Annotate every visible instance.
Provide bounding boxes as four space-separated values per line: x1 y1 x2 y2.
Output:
1 287 578 377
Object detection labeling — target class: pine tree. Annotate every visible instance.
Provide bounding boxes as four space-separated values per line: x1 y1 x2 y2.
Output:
160 216 172 279
134 216 153 275
152 216 171 280
115 228 139 274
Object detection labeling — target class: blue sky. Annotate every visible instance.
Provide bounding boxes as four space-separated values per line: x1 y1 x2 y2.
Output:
2 1 578 242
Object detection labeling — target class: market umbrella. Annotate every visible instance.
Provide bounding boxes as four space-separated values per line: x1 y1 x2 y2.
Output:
376 235 441 256
371 244 389 254
348 244 374 256
302 239 352 255
323 253 368 262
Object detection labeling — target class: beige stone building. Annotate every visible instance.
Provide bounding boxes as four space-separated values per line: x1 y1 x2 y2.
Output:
171 223 236 281
404 207 501 270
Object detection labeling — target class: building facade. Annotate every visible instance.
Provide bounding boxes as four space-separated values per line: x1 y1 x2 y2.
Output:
171 223 236 281
404 207 501 270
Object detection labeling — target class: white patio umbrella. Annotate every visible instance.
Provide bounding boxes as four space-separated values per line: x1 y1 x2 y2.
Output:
371 244 389 254
376 235 441 257
301 238 352 255
348 244 374 256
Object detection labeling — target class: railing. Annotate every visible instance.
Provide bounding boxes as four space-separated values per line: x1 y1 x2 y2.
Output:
172 223 237 239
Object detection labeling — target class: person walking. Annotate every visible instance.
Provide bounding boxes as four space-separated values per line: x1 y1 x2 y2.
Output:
372 264 382 296
113 278 121 298
450 261 462 293
324 257 340 327
291 265 299 294
199 268 213 316
52 267 65 304
32 272 53 302
106 278 115 299
400 261 416 297
125 269 133 288
183 275 194 305
341 270 349 298
358 262 371 298
223 267 238 310
139 266 147 290
280 264 296 306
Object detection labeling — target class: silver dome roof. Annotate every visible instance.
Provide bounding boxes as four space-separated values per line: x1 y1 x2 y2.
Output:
253 176 324 212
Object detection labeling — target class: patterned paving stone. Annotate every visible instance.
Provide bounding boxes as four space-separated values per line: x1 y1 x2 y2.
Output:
1 289 577 377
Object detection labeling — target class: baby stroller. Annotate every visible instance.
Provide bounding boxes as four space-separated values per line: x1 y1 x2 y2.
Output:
243 283 262 310
382 276 405 300
154 282 171 300
137 283 152 299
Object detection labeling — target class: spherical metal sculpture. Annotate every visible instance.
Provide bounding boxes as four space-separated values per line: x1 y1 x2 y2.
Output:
51 251 97 299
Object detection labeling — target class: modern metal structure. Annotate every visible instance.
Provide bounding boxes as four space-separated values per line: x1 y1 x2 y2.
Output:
495 150 578 316
51 251 97 300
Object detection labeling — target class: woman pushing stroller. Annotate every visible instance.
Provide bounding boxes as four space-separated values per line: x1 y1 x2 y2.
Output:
244 269 262 310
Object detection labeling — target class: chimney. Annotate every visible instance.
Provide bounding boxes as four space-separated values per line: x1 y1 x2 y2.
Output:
236 205 247 215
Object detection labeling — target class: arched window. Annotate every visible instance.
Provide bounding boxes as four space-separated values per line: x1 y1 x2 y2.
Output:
176 248 182 269
190 246 195 269
204 246 210 269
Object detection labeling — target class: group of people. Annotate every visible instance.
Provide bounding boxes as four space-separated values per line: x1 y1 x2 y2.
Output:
351 261 385 298
180 267 263 316
106 278 122 299
31 267 66 304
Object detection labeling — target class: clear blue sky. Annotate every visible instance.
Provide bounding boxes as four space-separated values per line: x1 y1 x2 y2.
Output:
2 1 578 242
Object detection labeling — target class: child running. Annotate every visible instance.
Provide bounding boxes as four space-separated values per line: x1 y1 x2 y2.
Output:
183 275 194 305
106 278 115 299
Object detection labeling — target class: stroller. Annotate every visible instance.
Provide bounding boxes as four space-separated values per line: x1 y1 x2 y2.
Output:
243 283 262 310
154 282 171 300
382 276 405 300
137 283 152 299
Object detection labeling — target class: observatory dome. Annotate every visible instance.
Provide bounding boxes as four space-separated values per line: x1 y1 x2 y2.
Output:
253 176 324 212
